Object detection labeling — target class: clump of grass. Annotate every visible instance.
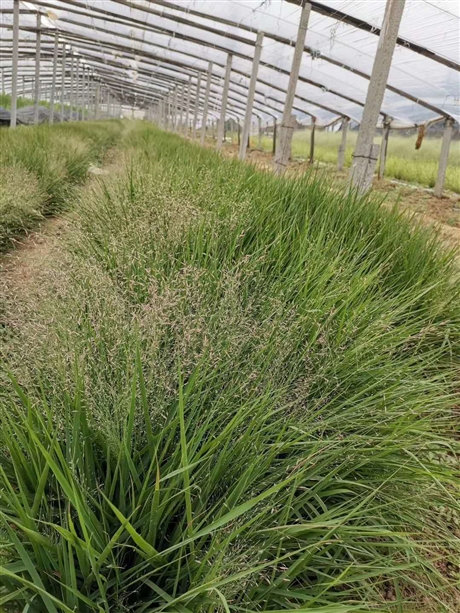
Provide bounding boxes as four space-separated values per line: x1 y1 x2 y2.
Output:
0 121 123 251
1 124 459 611
0 163 44 249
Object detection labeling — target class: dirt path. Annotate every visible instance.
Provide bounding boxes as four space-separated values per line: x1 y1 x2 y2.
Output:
0 141 125 298
0 217 67 290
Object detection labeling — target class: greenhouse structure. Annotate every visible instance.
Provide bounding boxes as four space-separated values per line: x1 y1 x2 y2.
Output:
0 0 459 194
1 2 460 611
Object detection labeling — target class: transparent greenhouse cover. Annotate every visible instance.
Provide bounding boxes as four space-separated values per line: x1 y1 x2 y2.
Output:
1 0 459 128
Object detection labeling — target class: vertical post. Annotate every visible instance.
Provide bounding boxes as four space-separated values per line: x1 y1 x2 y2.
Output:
378 118 391 180
434 118 454 198
95 82 100 120
172 86 177 131
272 118 277 154
87 78 92 120
75 58 80 120
239 31 264 161
178 84 184 132
69 53 75 120
1 68 4 96
184 76 191 135
309 117 316 163
49 32 59 124
217 53 232 150
82 66 87 119
10 0 20 128
337 117 349 171
350 0 406 191
200 62 213 146
258 116 263 150
60 45 66 121
274 1 311 173
22 76 25 98
33 12 42 125
166 93 170 130
87 71 91 120
237 118 241 146
192 72 202 139
184 76 191 136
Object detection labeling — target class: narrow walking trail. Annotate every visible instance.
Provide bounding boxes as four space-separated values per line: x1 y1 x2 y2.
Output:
1 149 120 300
1 217 67 291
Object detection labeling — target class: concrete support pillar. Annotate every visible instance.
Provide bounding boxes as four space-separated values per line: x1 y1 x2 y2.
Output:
274 1 311 173
258 116 263 150
49 32 59 124
10 0 20 128
69 53 75 120
200 62 213 146
217 53 232 150
172 86 177 131
272 118 277 155
1 68 4 96
95 83 100 120
350 0 406 192
179 84 185 132
192 72 202 139
82 68 87 119
275 114 295 162
309 118 316 163
337 117 349 170
434 118 454 198
239 31 264 161
22 76 25 98
75 58 80 120
60 45 66 121
33 12 42 125
184 76 191 135
166 94 170 129
378 118 391 180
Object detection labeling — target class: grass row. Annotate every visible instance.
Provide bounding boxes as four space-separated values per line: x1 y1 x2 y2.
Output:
0 121 121 251
1 123 459 611
245 129 460 193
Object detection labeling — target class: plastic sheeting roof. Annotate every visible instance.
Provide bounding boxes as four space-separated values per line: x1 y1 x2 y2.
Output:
0 0 459 128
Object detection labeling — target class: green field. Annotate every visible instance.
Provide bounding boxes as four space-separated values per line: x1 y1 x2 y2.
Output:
246 128 460 193
1 121 459 611
0 93 88 118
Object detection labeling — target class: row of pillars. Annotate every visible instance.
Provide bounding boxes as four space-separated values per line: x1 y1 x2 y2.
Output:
146 0 453 198
8 2 450 195
7 2 120 128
